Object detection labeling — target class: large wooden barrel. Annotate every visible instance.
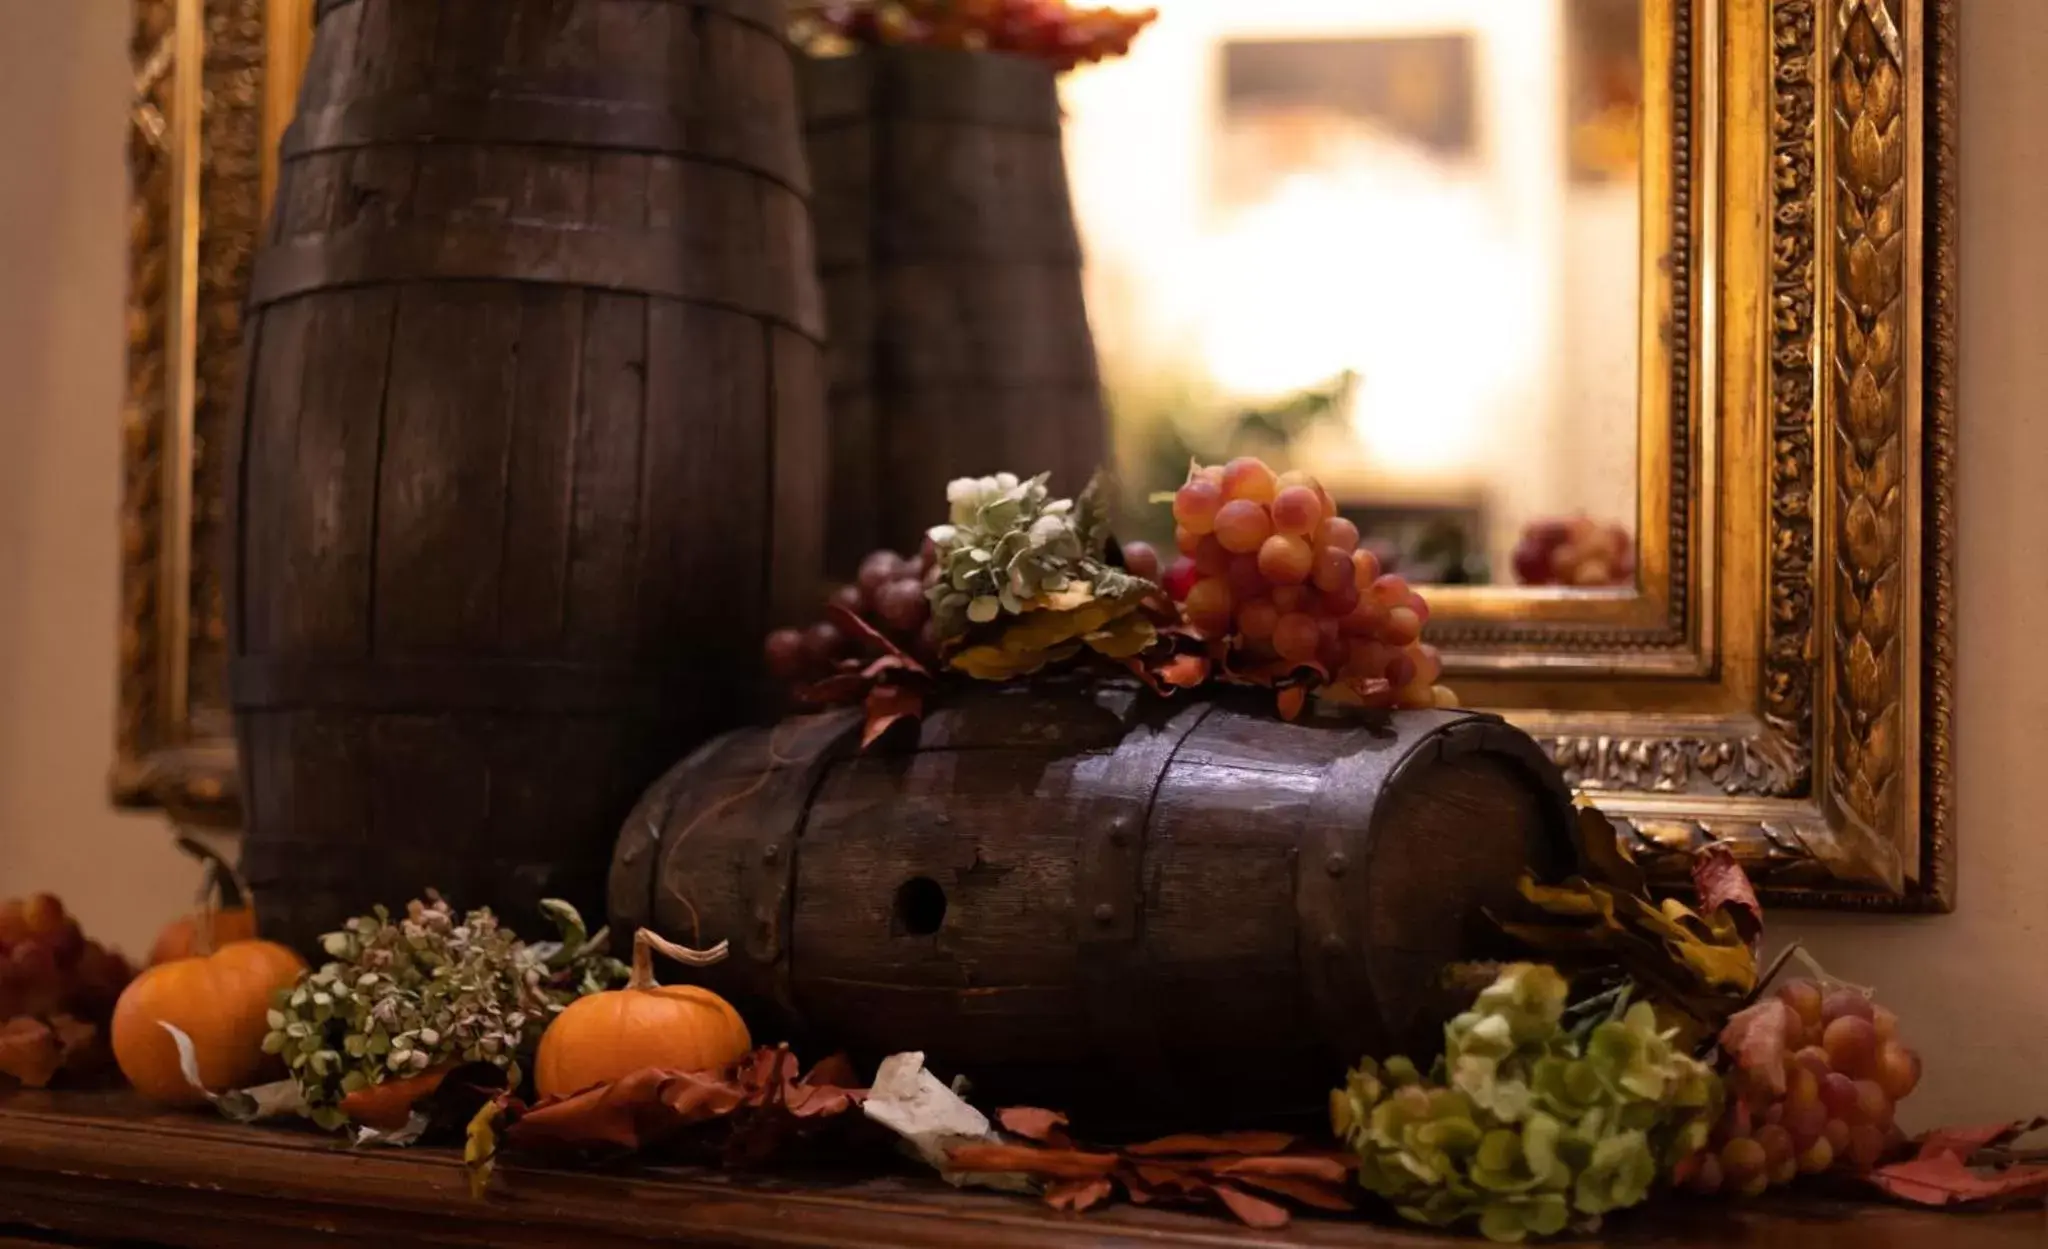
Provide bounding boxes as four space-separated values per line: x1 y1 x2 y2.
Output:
610 685 1575 1125
230 0 826 956
801 47 1109 570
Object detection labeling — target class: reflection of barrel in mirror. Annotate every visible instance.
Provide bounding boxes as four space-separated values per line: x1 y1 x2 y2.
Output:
611 687 1576 1124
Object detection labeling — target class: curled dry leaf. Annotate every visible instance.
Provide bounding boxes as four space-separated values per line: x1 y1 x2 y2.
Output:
1863 1118 2048 1210
467 1046 867 1195
1690 843 1763 948
946 1119 1354 1228
1717 998 1797 1097
998 1107 1073 1145
339 1065 455 1131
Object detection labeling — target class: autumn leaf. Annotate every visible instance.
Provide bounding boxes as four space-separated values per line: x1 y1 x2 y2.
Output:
1211 1184 1292 1229
1124 1131 1299 1157
1691 844 1763 947
1718 998 1797 1097
947 1145 1121 1179
999 1107 1073 1145
339 1065 454 1130
1575 804 1647 896
1046 1177 1115 1212
862 684 924 749
0 1017 64 1088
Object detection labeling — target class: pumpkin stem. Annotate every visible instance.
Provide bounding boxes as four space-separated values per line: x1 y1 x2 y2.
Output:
174 833 254 957
629 927 730 990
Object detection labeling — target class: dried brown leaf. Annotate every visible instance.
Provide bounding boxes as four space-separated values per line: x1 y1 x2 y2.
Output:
946 1144 1121 1179
998 1107 1072 1145
1719 998 1797 1096
1215 1153 1352 1182
1045 1177 1115 1212
339 1065 454 1131
1124 1131 1297 1157
1691 844 1763 946
1916 1118 2048 1161
1276 687 1307 721
1864 1152 2048 1209
1223 1172 1356 1212
1211 1182 1294 1229
861 684 924 749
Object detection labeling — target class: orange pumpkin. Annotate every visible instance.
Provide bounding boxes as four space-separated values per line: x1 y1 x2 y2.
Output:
534 929 750 1098
110 940 306 1105
148 836 260 966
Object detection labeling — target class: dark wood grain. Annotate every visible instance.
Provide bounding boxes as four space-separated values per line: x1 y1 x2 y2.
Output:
612 689 1578 1126
800 46 1108 571
231 0 828 958
0 1092 2039 1249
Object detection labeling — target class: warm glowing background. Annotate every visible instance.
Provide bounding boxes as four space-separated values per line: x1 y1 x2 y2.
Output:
1062 0 1641 582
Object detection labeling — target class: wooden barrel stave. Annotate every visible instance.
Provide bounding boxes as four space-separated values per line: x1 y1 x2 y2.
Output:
236 0 826 955
612 688 1575 1123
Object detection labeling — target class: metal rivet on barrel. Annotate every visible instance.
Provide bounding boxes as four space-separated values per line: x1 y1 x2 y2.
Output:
1321 933 1345 955
1108 815 1130 847
762 843 780 864
1325 853 1349 877
1093 903 1116 924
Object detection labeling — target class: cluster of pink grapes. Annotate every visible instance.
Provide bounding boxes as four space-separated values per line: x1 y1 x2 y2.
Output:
1163 458 1455 710
1687 978 1922 1197
1510 515 1635 587
0 894 132 1027
810 0 1158 72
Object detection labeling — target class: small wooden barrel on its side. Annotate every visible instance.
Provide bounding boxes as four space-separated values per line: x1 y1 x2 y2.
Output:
231 0 828 956
802 47 1109 571
611 687 1576 1125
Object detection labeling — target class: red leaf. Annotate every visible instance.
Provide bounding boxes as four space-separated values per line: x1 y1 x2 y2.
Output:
1917 1118 2048 1161
1125 1131 1297 1157
1691 844 1763 945
861 684 924 749
826 604 926 675
1864 1153 2048 1209
998 1107 1073 1145
1224 1172 1356 1212
1211 1182 1294 1229
1126 653 1210 695
946 1145 1122 1179
1718 997 1795 1096
1044 1177 1114 1212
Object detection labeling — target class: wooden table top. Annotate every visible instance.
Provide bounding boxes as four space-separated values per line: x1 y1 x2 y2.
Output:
0 1090 2040 1248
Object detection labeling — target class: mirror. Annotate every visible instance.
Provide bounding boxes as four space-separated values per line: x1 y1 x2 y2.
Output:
118 0 1957 912
1066 0 1644 588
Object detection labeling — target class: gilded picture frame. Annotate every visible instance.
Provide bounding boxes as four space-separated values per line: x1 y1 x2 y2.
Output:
116 0 310 827
114 0 1956 910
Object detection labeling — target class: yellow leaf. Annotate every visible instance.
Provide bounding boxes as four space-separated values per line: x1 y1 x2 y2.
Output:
1029 583 1101 614
1669 935 1757 995
1083 613 1157 659
950 641 1083 681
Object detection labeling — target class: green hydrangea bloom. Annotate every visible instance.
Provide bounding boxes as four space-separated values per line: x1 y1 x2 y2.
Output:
1333 964 1721 1243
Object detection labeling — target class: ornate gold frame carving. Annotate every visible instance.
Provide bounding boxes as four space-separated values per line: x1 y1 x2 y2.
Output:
115 0 310 827
114 0 1956 909
1441 0 1956 911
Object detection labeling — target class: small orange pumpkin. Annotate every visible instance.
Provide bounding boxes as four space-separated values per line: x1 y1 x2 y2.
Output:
148 836 260 966
110 939 306 1105
534 929 750 1098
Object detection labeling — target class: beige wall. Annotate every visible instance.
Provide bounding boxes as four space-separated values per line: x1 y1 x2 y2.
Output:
1 2 2042 1125
0 0 203 955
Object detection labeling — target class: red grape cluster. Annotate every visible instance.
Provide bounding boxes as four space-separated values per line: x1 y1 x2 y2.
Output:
811 0 1159 72
1511 515 1635 588
1165 457 1454 710
763 547 938 686
1686 978 1921 1197
0 894 133 1027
